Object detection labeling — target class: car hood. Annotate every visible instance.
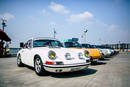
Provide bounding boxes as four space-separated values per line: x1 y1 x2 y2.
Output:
33 47 84 53
32 47 87 64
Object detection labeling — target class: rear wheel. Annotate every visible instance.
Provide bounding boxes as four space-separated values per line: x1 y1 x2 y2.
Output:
17 55 24 67
34 56 47 76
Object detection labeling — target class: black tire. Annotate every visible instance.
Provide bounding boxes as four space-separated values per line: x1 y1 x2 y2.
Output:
90 57 98 64
100 55 105 60
34 56 47 76
17 55 24 67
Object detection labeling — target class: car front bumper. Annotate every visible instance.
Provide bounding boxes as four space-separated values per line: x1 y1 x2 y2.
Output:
43 62 90 73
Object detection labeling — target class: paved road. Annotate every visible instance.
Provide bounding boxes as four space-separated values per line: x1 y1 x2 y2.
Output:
0 53 130 87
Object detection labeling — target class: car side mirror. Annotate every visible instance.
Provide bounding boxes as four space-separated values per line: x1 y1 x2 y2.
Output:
20 42 24 48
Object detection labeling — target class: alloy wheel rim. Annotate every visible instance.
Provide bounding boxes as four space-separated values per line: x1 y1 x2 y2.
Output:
17 56 21 65
35 58 41 73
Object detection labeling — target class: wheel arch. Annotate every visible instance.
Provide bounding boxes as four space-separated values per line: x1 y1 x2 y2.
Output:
17 53 21 57
33 54 43 66
34 54 40 62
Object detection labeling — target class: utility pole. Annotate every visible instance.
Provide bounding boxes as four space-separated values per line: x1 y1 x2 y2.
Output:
1 19 7 32
1 19 7 56
81 26 88 44
54 28 56 39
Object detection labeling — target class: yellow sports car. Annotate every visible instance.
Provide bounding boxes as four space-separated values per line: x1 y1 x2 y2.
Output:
82 44 104 60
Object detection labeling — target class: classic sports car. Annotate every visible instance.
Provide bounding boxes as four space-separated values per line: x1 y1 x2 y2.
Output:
94 45 113 57
81 44 104 60
17 37 90 76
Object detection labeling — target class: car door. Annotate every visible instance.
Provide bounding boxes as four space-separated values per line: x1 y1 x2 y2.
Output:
26 40 33 66
21 40 33 66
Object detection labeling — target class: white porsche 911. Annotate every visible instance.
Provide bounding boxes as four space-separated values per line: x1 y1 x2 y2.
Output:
17 37 90 76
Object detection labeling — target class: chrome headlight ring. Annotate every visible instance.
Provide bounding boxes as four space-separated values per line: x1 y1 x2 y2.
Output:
65 53 72 60
78 52 84 59
84 50 90 58
99 49 102 53
48 50 56 60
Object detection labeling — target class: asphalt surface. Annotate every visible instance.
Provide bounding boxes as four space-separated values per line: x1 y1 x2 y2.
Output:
0 53 130 87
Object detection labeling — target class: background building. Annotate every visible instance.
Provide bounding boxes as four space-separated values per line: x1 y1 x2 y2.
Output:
102 43 130 52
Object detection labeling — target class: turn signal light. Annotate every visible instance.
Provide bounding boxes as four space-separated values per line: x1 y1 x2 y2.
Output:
45 61 54 65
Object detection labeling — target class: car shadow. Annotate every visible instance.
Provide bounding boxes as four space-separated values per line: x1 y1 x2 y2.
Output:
0 56 16 58
100 58 110 61
105 56 113 58
50 68 97 78
24 65 35 70
91 61 107 66
24 65 97 77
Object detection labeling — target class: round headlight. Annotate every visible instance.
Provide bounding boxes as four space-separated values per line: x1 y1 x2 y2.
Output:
84 50 89 58
48 51 56 60
99 49 102 53
78 52 84 59
65 53 72 60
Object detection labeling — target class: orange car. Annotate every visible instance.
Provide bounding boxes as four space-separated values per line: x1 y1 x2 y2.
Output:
61 39 103 63
82 44 104 61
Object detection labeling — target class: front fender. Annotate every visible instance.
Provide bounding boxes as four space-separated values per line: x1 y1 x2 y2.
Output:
32 50 49 67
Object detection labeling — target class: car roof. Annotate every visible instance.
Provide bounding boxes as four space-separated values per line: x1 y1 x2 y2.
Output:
32 37 57 41
82 43 90 45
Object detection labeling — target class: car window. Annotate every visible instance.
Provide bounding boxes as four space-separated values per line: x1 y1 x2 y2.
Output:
64 42 82 48
24 40 32 49
28 40 32 48
82 44 91 48
24 43 28 48
90 45 96 48
33 40 63 48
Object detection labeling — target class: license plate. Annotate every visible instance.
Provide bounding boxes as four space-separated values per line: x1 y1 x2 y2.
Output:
71 67 81 71
93 59 98 61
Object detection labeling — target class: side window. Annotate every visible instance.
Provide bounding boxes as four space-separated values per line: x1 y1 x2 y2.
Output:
24 40 32 49
28 40 32 48
61 42 65 47
24 43 28 48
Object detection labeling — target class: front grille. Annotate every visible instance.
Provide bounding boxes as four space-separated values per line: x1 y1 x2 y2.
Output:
56 62 64 65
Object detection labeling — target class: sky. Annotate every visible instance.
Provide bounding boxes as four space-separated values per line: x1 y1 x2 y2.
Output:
0 0 130 48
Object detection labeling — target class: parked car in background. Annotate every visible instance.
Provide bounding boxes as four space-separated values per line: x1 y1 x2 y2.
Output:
82 44 104 60
17 37 90 76
93 45 113 57
61 38 103 63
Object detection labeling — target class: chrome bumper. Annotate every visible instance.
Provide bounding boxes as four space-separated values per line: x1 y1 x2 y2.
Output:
43 62 90 73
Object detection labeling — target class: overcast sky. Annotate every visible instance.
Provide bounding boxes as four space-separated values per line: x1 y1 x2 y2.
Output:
0 0 130 47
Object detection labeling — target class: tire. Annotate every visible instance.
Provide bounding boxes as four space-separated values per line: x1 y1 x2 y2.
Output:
90 57 97 64
100 55 104 60
17 55 24 67
34 56 47 76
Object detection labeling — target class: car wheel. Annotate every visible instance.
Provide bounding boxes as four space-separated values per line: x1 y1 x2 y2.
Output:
34 57 47 76
17 55 24 67
100 55 104 60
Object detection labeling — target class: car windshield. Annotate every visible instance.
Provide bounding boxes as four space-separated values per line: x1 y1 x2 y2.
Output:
82 44 91 48
33 40 63 48
64 42 82 48
96 45 108 49
90 45 97 48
